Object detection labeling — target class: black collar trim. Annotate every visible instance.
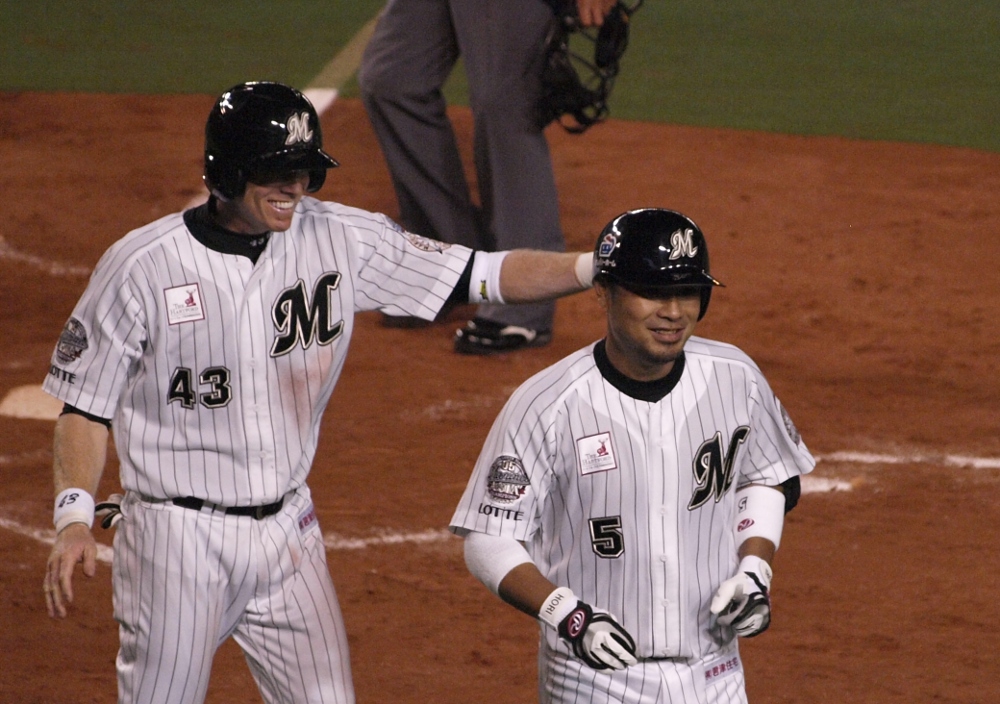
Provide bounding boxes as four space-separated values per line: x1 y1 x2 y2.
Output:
183 201 271 264
593 339 686 402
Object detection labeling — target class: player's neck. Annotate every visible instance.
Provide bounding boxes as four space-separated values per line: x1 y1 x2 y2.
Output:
594 340 685 403
206 196 271 237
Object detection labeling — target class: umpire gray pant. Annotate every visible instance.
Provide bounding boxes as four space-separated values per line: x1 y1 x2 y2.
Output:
359 0 565 332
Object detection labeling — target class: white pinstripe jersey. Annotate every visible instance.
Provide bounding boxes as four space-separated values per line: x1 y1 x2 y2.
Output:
44 196 471 505
450 337 815 660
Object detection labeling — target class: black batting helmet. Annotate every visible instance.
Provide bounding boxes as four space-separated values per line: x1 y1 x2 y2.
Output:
594 208 723 319
204 81 339 200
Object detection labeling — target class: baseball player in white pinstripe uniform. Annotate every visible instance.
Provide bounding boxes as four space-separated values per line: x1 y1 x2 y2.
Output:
41 81 597 704
450 208 815 703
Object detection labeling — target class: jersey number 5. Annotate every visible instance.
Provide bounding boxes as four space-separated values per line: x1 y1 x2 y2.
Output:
589 516 624 558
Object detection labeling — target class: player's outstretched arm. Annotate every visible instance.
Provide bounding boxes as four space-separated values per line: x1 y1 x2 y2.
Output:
497 250 594 303
44 412 109 619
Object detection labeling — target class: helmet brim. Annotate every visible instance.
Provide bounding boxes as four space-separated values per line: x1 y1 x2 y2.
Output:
254 148 339 173
603 269 723 291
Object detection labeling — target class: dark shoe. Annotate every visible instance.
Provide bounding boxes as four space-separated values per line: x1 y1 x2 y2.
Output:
381 313 431 329
454 318 552 355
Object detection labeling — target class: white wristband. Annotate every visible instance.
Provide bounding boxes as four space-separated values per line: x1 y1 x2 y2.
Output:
734 484 786 550
53 487 95 533
574 252 595 288
538 586 578 629
468 251 509 305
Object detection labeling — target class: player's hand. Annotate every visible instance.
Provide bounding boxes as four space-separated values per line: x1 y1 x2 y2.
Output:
710 555 772 638
575 0 618 26
557 600 638 670
44 523 98 618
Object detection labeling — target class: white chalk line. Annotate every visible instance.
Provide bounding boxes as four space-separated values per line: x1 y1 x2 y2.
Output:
0 515 451 566
0 517 116 564
0 235 92 277
4 448 998 562
820 450 1000 470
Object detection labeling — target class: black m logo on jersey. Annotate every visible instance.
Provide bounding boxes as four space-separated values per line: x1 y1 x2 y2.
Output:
687 426 751 510
270 272 344 357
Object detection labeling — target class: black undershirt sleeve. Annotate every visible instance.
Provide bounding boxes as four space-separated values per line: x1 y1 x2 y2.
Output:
436 254 474 320
61 404 112 429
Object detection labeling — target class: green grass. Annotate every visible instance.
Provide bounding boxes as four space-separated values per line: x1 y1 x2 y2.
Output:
611 1 1000 150
2 0 997 151
0 1 386 92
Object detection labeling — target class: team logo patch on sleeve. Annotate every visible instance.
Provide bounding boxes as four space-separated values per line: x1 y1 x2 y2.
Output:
55 317 88 364
164 283 206 325
777 398 802 445
577 432 617 474
486 456 529 504
402 230 450 252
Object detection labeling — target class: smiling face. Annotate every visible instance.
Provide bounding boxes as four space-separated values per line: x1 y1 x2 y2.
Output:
595 280 704 381
212 170 311 235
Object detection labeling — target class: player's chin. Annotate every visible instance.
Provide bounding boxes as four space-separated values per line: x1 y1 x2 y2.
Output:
645 334 685 356
637 345 682 369
265 210 296 232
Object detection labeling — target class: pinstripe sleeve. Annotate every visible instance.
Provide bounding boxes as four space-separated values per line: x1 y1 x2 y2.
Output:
348 209 473 319
43 240 149 419
739 370 816 486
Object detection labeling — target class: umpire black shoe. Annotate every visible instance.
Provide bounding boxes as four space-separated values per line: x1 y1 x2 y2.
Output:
454 317 552 355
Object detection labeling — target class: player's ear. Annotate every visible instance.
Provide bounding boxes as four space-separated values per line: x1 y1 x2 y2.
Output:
593 277 612 312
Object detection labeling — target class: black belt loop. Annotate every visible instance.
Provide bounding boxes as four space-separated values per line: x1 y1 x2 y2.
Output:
172 495 284 519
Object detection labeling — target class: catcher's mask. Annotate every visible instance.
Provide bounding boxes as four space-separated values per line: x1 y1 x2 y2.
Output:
594 208 723 320
204 81 339 200
536 0 643 134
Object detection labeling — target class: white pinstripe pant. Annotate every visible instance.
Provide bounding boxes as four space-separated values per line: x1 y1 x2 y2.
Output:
539 640 748 704
112 488 354 704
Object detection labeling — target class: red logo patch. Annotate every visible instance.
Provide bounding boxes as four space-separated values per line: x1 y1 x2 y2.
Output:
736 518 755 532
298 507 318 533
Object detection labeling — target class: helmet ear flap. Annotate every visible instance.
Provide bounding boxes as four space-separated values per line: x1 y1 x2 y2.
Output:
306 169 327 193
698 287 712 320
204 153 245 200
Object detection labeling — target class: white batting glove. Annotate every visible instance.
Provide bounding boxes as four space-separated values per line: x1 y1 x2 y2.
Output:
710 555 773 638
539 587 637 670
94 494 124 529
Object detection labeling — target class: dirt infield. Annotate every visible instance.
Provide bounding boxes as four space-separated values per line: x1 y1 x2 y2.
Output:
2 92 999 703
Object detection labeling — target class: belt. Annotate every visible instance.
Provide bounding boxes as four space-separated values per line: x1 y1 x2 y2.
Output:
172 495 284 520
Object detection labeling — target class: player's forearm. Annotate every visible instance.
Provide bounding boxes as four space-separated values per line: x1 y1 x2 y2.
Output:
53 413 109 496
737 536 776 565
497 561 560 618
498 250 593 303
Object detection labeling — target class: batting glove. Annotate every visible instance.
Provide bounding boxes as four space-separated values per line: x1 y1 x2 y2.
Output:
710 555 772 638
94 494 124 530
539 587 637 670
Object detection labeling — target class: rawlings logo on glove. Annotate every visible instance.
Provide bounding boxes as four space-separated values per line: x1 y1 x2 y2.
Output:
710 555 773 638
557 600 638 670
